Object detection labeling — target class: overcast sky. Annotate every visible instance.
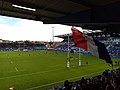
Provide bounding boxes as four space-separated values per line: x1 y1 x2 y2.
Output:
0 15 78 42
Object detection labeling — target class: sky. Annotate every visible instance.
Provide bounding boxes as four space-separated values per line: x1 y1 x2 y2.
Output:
0 15 82 42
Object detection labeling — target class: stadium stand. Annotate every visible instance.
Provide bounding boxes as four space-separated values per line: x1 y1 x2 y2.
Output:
0 39 47 51
97 37 120 58
55 33 120 58
106 38 120 58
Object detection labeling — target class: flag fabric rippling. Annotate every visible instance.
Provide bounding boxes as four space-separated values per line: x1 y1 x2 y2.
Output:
71 26 112 65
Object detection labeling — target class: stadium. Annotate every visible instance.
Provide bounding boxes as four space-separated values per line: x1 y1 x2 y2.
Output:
0 0 120 90
0 31 119 90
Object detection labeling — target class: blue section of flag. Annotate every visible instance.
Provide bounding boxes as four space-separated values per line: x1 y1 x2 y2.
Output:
93 39 113 64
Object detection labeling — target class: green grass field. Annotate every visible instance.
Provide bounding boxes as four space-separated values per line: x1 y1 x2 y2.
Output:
0 50 119 90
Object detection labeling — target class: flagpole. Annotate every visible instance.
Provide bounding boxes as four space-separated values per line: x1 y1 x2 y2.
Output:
78 48 81 66
67 34 70 68
52 26 54 50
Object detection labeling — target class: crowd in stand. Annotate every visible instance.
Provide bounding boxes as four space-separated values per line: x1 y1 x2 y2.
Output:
108 44 120 58
48 68 120 90
55 37 120 58
0 41 47 51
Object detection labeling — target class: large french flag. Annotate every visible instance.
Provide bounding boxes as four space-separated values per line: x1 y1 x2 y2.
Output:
71 26 112 65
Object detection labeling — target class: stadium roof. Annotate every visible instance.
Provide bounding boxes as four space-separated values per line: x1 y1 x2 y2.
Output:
0 0 120 33
55 33 72 38
55 31 120 39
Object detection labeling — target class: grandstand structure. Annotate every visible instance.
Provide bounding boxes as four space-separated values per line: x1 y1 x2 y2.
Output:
0 39 47 51
55 31 120 58
0 39 62 51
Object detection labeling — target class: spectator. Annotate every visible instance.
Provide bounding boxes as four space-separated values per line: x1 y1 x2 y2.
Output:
49 68 120 90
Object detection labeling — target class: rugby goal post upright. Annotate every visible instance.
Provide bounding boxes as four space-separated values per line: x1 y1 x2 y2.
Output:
78 48 82 66
67 34 70 68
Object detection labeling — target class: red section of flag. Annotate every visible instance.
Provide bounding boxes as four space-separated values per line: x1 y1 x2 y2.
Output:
71 27 87 50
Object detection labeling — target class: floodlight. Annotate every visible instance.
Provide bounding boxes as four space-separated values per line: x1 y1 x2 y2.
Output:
12 4 36 11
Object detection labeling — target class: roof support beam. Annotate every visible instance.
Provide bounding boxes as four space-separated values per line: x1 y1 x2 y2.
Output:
69 0 96 8
0 13 35 21
0 7 54 21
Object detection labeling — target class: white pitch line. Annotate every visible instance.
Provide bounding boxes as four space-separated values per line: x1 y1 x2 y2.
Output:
15 67 18 71
8 70 25 73
10 61 19 72
25 71 102 90
0 68 64 80
49 64 63 68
